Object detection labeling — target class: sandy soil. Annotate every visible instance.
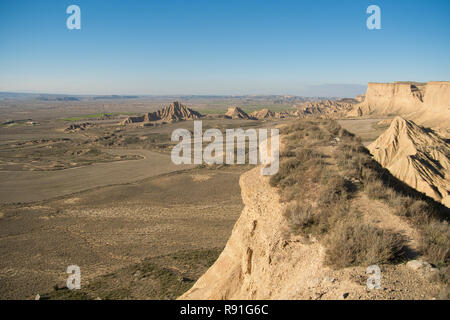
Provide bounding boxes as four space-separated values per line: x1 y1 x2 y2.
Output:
338 118 391 145
0 166 246 299
0 149 192 204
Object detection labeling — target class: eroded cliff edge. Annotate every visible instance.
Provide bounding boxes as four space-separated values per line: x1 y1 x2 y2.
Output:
349 81 450 136
179 166 442 300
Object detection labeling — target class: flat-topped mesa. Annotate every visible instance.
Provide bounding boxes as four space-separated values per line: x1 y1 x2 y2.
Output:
225 106 253 119
120 101 202 125
422 81 450 111
349 81 450 135
359 82 426 114
368 116 449 207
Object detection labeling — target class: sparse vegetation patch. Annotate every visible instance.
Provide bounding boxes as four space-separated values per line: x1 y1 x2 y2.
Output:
273 119 449 269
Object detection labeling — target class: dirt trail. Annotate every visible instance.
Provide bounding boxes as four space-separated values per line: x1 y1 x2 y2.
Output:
353 194 421 257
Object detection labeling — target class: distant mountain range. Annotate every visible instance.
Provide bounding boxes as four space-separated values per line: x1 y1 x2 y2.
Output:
0 92 140 101
0 92 356 102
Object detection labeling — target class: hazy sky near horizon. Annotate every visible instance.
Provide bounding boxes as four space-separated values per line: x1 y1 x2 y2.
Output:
0 0 449 97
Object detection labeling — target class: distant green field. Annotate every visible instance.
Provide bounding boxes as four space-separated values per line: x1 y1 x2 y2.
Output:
62 112 136 122
0 119 32 127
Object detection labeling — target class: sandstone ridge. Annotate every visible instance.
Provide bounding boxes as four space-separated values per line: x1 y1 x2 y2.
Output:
368 116 449 207
349 81 450 136
179 164 441 299
121 101 202 124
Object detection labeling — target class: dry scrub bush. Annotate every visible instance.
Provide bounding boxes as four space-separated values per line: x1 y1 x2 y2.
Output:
269 143 328 201
283 202 315 235
325 218 407 268
325 120 341 136
364 179 391 201
278 119 448 269
317 175 353 206
419 221 450 267
393 198 431 225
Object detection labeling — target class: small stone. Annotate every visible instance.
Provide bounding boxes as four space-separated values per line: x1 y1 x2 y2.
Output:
314 291 326 300
406 260 431 271
406 260 440 279
178 276 193 283
322 276 336 284
342 292 349 299
35 294 40 300
53 283 67 291
426 268 440 280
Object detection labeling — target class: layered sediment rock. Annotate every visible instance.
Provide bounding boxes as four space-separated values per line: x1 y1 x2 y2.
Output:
120 101 202 124
225 107 252 120
349 81 450 136
368 116 449 207
250 108 275 119
295 99 356 117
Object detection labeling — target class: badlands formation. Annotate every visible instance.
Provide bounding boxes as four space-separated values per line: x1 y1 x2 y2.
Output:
180 167 443 300
225 106 252 119
349 81 450 137
368 117 449 207
121 101 202 124
250 108 276 119
295 99 356 117
180 82 449 300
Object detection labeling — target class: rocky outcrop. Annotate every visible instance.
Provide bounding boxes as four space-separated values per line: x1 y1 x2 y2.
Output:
368 117 449 207
120 116 145 125
179 164 442 299
64 122 93 132
179 167 367 299
250 108 275 119
349 82 450 136
149 101 202 122
225 107 252 120
355 94 366 103
179 167 330 299
295 99 356 118
120 101 202 125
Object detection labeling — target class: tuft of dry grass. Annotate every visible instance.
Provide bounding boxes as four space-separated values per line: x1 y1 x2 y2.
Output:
419 221 450 267
283 202 315 235
325 218 407 268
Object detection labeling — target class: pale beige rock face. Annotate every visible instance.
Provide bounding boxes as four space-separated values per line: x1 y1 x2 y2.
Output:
225 107 251 119
179 167 344 300
368 117 449 207
349 82 450 137
178 165 443 300
250 108 275 119
120 101 202 124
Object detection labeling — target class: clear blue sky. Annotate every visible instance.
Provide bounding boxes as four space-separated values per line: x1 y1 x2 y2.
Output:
0 0 449 96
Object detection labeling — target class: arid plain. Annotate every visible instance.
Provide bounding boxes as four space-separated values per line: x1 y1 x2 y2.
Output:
0 89 448 300
0 96 292 299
